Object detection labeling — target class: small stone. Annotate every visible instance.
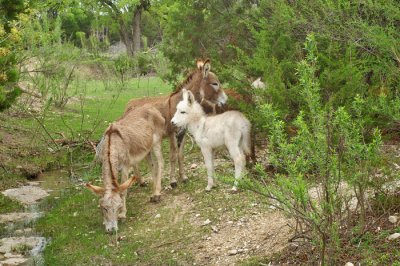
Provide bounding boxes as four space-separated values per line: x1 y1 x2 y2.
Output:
190 163 198 169
389 215 398 224
170 250 175 253
227 221 233 224
73 212 78 217
195 214 200 217
345 263 354 266
202 219 211 226
228 249 238 255
211 226 218 233
387 233 400 241
1 257 29 265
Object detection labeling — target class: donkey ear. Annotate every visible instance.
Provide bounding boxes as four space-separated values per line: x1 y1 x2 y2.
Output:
119 175 137 192
202 59 211 78
182 88 189 101
196 59 204 70
86 183 105 195
187 91 195 105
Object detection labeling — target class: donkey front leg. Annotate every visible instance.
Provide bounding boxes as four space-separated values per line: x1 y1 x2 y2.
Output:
201 147 214 191
177 133 188 182
119 167 130 219
150 141 164 203
169 134 178 188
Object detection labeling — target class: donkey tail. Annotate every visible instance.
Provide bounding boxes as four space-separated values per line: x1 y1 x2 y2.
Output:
241 120 256 165
241 123 252 156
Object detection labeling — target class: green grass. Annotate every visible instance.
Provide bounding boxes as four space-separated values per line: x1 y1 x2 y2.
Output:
2 72 400 265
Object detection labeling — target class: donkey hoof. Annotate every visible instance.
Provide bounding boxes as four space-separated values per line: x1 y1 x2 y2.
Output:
150 195 161 203
170 182 178 188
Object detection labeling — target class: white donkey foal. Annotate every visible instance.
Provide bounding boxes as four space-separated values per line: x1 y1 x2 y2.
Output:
171 89 251 191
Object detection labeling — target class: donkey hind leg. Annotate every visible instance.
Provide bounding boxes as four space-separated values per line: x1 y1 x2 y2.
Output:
201 147 214 191
227 142 246 192
150 141 164 203
177 134 188 182
132 163 146 187
119 167 130 219
169 134 178 188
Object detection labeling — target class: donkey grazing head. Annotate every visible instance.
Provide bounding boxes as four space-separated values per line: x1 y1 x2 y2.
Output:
171 89 204 129
86 176 136 233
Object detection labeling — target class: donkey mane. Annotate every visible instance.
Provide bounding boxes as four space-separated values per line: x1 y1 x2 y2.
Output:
171 70 197 97
105 125 122 190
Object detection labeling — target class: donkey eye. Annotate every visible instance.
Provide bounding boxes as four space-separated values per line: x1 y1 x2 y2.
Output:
211 83 219 86
180 111 186 114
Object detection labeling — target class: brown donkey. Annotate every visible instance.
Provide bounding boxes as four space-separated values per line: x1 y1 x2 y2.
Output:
87 105 165 232
120 59 227 187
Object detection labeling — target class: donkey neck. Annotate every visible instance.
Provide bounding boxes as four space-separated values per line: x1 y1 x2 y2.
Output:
186 104 207 142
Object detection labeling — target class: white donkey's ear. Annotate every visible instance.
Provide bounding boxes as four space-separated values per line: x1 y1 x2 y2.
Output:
182 88 189 101
202 59 211 78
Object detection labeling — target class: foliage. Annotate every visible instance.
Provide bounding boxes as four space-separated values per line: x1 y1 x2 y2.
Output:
0 0 26 111
21 12 81 107
241 35 383 264
158 0 400 131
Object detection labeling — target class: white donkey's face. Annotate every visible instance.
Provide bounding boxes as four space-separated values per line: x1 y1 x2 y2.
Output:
171 89 197 129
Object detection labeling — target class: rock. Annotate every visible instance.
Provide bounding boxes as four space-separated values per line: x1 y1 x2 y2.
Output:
190 163 198 170
2 186 49 205
155 214 161 219
0 236 46 255
228 249 238 255
27 181 41 186
0 212 42 224
387 233 400 241
211 226 218 233
389 215 398 224
345 263 354 266
202 219 211 226
0 257 29 265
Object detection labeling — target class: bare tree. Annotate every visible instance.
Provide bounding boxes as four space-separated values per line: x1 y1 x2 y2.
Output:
102 0 150 56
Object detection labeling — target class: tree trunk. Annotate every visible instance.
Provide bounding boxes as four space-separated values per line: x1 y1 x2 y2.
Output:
132 8 142 55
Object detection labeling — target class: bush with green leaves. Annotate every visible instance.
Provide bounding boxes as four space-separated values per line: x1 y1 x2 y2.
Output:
21 13 81 108
0 0 26 111
241 35 383 264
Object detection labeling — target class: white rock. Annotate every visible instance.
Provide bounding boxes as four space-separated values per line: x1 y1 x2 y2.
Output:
389 215 398 224
190 163 198 170
2 186 49 205
155 214 161 219
202 219 211 226
387 233 400 241
211 226 219 233
251 77 266 89
345 263 354 266
0 212 42 224
228 249 238 255
0 257 29 265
